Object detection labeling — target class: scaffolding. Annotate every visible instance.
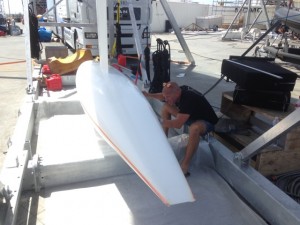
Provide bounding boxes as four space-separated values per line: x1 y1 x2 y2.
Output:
211 0 274 29
211 0 246 28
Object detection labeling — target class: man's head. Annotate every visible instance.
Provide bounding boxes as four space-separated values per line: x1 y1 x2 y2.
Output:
162 82 181 106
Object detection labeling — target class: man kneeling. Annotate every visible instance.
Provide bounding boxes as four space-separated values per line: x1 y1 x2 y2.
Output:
143 82 218 176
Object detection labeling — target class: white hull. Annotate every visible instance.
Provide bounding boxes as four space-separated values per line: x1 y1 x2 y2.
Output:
76 60 194 205
275 7 300 34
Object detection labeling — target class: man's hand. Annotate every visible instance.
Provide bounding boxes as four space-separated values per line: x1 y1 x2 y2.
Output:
142 91 149 97
142 91 165 101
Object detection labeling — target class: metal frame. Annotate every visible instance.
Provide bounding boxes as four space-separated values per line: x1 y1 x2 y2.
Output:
41 0 64 19
28 152 133 191
160 0 195 66
222 0 271 40
128 0 149 83
211 139 300 225
0 78 36 225
24 0 34 92
235 109 300 166
38 21 96 27
2 151 29 225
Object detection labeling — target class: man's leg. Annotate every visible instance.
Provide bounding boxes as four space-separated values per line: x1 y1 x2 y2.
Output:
161 103 178 136
181 121 206 174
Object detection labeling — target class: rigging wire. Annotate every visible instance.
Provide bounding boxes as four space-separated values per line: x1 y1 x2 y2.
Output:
203 74 226 96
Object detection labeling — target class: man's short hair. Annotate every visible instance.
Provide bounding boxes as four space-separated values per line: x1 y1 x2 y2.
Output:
162 82 180 94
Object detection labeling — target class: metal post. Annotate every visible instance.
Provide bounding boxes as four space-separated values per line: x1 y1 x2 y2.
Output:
160 0 195 65
245 0 252 30
259 0 270 30
65 0 70 19
96 0 108 73
236 109 300 164
128 0 148 83
41 0 64 18
222 0 248 40
24 0 33 92
247 9 262 31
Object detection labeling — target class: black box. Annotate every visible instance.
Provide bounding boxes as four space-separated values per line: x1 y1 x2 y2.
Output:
233 86 291 112
222 56 298 92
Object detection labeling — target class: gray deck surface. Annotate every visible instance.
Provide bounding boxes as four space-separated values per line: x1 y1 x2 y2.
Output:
29 166 267 225
17 109 267 225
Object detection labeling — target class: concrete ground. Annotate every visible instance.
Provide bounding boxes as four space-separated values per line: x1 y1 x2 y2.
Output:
0 23 27 171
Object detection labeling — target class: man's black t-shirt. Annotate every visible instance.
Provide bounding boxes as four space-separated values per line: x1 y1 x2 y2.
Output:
176 86 219 125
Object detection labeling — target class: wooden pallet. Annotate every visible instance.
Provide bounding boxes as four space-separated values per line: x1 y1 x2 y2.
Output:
216 91 300 176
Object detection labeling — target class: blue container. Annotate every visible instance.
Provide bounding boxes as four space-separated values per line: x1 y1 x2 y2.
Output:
38 27 52 42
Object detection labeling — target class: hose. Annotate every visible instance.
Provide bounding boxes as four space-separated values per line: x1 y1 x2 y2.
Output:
270 170 300 203
0 60 26 66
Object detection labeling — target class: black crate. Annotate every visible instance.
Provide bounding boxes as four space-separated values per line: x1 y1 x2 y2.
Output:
222 56 298 92
233 86 291 112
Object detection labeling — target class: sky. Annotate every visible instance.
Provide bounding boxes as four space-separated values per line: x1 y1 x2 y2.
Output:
3 0 24 14
2 0 213 15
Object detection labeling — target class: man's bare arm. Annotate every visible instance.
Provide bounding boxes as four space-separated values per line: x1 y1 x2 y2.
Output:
142 91 165 101
163 113 189 129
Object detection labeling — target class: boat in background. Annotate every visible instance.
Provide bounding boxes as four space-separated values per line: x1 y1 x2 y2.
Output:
274 7 300 34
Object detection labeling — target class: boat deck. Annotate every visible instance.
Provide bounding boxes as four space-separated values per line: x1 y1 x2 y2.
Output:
16 95 267 225
18 168 268 225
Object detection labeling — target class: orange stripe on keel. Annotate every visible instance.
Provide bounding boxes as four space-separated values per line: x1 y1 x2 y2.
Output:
81 103 171 206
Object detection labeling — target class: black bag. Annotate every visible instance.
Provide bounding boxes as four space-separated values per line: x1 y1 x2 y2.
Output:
149 39 170 93
29 3 41 59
